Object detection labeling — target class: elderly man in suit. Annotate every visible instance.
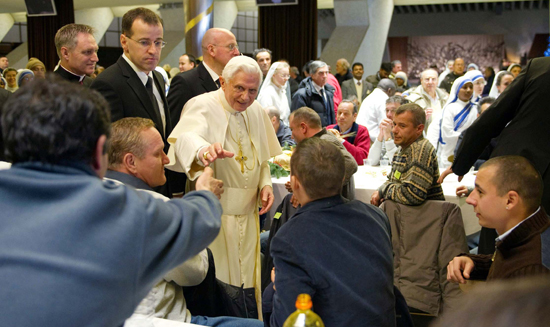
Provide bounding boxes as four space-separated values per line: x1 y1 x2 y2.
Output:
341 62 373 106
91 7 171 196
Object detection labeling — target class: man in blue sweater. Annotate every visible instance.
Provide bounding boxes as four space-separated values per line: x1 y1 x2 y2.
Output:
0 77 223 327
270 137 396 327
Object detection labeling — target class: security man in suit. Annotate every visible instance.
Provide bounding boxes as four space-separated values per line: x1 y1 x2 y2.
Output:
91 7 171 196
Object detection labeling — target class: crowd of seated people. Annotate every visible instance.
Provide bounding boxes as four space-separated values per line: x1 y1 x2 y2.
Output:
2 11 550 327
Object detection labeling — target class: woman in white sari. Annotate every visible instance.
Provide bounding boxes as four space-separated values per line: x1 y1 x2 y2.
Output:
257 62 291 125
465 70 485 103
437 75 477 168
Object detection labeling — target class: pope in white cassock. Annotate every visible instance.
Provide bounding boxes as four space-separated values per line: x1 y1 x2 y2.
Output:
167 56 282 318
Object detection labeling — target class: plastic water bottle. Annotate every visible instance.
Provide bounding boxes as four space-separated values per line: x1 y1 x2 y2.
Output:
380 154 389 167
283 294 325 327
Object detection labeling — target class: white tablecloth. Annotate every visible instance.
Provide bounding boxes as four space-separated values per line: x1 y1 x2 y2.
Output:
270 166 480 235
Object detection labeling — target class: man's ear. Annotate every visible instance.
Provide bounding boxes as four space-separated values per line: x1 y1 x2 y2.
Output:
60 47 69 60
417 123 425 135
92 135 107 177
290 175 299 192
120 34 128 52
123 152 138 175
506 190 520 211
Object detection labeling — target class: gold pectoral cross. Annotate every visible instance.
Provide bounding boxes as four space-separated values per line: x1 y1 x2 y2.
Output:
235 145 248 174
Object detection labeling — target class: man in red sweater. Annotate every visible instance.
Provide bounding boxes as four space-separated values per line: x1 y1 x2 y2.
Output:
447 156 550 282
327 100 370 165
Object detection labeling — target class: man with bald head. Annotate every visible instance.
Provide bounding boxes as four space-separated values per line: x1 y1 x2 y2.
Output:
440 58 465 93
168 28 239 121
167 28 240 195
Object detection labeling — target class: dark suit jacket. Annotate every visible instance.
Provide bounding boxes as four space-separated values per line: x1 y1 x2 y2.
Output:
90 56 171 149
341 78 373 102
0 88 11 161
454 57 550 212
54 65 93 87
167 62 218 121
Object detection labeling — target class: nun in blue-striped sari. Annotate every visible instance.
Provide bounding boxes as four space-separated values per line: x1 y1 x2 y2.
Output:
437 75 477 168
465 70 486 103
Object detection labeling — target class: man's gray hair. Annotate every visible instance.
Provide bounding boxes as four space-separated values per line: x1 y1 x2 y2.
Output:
222 56 263 86
55 24 95 58
391 60 401 68
264 106 280 120
309 60 327 75
377 78 396 91
386 95 409 106
252 48 272 60
420 68 438 80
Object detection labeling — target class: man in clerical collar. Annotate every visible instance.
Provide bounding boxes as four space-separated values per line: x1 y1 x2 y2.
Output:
54 24 98 87
327 100 370 166
371 103 444 206
447 156 550 282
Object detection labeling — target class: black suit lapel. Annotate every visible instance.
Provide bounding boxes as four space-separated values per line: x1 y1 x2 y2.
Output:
117 57 163 136
198 63 219 92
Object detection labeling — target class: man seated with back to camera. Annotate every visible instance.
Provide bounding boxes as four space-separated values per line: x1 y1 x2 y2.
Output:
371 103 444 206
105 117 262 327
0 77 223 327
447 156 550 283
288 107 358 203
269 137 395 327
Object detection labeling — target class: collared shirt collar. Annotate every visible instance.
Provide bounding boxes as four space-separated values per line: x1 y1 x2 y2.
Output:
341 125 353 134
312 81 324 94
122 53 152 85
59 64 86 82
353 78 362 84
496 207 541 242
202 61 220 84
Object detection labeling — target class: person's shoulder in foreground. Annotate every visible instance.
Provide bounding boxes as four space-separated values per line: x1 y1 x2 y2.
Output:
0 75 222 327
447 156 550 284
269 137 395 327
